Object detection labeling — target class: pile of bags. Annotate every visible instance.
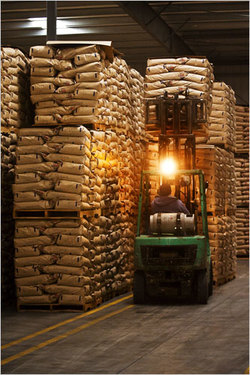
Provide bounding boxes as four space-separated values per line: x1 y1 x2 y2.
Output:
1 131 17 305
207 82 236 151
30 45 145 136
198 214 237 284
1 47 31 128
235 106 249 153
196 145 236 213
235 158 249 207
235 209 249 257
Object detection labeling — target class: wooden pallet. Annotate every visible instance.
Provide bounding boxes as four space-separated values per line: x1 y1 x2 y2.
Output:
17 299 98 313
13 208 101 219
32 123 106 131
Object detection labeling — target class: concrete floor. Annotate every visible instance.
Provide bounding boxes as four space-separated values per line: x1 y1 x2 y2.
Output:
1 259 249 374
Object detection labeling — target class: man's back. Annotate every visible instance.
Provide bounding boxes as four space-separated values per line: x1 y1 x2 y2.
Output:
151 195 190 215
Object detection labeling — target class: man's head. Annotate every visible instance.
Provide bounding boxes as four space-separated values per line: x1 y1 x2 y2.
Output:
159 183 171 196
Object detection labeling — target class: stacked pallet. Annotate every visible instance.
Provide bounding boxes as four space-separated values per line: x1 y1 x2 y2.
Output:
235 210 249 257
144 56 214 136
235 106 249 153
1 131 17 305
234 105 249 257
1 47 31 129
13 43 146 308
207 82 236 151
30 45 145 134
196 145 237 283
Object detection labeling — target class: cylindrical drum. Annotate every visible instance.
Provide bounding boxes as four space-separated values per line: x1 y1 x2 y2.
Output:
150 213 195 236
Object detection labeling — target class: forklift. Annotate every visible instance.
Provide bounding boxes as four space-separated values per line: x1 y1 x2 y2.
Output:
134 92 213 304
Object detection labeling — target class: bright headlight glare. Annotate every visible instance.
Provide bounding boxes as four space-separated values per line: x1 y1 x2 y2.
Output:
160 158 177 176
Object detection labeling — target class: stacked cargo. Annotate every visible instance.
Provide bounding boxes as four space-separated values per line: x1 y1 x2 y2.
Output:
207 82 236 151
196 146 237 284
1 47 31 129
234 105 249 257
13 43 146 309
1 131 17 305
235 106 249 153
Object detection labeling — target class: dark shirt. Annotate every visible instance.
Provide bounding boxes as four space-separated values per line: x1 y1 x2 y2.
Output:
151 195 190 215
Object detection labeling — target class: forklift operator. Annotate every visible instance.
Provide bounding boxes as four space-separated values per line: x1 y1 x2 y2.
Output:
151 183 190 215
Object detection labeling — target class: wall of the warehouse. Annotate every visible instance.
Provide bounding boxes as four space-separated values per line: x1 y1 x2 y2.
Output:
214 65 249 106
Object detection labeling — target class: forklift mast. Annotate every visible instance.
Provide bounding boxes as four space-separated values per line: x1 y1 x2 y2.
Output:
145 92 207 212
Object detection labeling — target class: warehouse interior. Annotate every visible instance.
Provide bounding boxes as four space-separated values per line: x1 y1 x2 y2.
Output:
1 1 249 374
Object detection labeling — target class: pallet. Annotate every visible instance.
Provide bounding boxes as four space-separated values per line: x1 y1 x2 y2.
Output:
13 208 101 219
32 123 106 131
17 299 98 313
213 273 236 287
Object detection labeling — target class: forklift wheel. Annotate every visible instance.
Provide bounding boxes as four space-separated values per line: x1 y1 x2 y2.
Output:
196 270 208 304
208 260 213 297
133 271 146 304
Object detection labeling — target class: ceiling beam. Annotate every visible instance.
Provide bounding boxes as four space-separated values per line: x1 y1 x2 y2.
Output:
118 1 194 55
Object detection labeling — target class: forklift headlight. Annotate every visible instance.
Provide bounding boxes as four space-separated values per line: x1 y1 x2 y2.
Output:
160 157 177 176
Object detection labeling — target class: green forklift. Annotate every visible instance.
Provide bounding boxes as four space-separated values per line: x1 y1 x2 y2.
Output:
134 93 213 304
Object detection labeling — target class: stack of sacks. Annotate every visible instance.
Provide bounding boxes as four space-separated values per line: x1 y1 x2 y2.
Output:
13 126 95 211
235 209 249 256
130 68 145 138
207 82 236 151
14 219 94 306
1 131 17 305
235 158 249 206
30 44 107 126
198 215 237 284
144 57 214 132
235 106 249 153
1 47 31 129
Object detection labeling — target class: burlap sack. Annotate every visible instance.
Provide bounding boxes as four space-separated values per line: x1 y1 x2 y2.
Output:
15 247 40 258
56 255 91 267
42 265 89 276
58 294 85 305
16 154 43 165
14 235 55 248
46 172 89 184
13 180 53 193
75 71 104 82
17 136 45 146
45 190 81 202
55 45 99 60
74 52 101 66
44 284 85 295
15 254 57 267
30 46 55 58
73 107 96 116
30 57 54 67
57 274 90 286
31 83 55 94
56 84 78 94
17 295 58 304
58 126 90 138
18 128 54 139
31 94 54 104
57 162 91 175
14 192 41 202
16 143 55 155
14 200 54 210
55 180 90 194
15 274 58 286
45 153 89 165
15 162 57 174
35 106 75 116
43 245 89 256
30 76 55 84
35 115 58 125
53 59 72 71
16 286 43 297
31 66 56 77
60 62 103 79
15 265 41 278
59 115 96 125
15 172 42 184
15 226 40 238
61 99 98 107
57 234 90 248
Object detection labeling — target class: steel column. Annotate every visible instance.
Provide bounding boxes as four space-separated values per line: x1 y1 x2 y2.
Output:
47 1 57 41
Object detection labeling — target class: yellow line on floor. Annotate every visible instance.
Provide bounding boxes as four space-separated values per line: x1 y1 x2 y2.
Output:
2 294 132 350
2 304 133 366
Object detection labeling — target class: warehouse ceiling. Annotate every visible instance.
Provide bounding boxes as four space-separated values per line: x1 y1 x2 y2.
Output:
1 1 249 75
